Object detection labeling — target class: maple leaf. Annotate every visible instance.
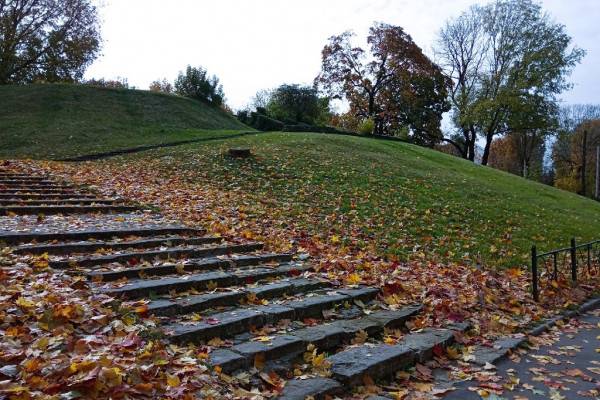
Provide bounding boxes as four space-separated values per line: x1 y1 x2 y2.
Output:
351 329 368 345
346 273 361 285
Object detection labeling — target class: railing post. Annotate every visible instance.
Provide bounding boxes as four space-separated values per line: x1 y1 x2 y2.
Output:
570 238 577 282
532 245 539 301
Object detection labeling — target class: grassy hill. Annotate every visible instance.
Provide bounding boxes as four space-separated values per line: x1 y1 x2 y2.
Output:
0 84 250 159
52 131 600 269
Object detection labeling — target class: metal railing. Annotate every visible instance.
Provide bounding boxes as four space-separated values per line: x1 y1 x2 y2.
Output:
531 238 600 301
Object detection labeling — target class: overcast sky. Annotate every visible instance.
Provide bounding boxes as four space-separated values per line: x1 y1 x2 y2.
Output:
86 0 599 110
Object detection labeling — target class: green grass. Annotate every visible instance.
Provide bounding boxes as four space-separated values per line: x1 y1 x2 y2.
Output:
0 83 251 159
102 131 600 268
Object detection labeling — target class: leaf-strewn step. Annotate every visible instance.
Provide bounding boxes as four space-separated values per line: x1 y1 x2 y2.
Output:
0 188 78 193
100 262 308 298
0 205 139 216
166 288 378 344
0 184 73 189
277 378 343 400
87 253 294 281
0 180 65 185
15 235 222 255
149 277 330 317
0 226 205 245
0 198 121 206
50 242 264 269
210 306 421 373
0 193 96 200
327 325 469 386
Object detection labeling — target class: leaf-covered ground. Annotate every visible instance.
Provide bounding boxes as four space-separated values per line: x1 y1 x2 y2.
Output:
2 129 600 398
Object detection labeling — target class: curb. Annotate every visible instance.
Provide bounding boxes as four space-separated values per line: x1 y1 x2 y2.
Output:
471 296 600 366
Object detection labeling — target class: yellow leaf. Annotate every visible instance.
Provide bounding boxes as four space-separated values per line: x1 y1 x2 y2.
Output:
312 353 326 368
352 330 368 345
190 313 203 322
346 273 361 285
16 297 35 309
330 235 340 244
166 373 180 387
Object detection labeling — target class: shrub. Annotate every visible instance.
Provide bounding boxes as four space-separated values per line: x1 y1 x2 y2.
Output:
149 78 173 94
251 113 284 131
358 118 374 135
84 77 129 89
174 65 224 106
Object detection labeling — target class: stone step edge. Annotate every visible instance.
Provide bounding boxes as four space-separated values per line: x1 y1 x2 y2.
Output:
49 242 265 269
0 199 122 206
98 260 306 298
326 322 471 387
147 277 330 317
0 205 140 216
14 235 223 255
210 305 423 374
0 226 206 245
87 253 294 282
164 287 380 345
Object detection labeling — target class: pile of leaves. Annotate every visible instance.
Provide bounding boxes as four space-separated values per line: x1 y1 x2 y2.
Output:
0 248 248 399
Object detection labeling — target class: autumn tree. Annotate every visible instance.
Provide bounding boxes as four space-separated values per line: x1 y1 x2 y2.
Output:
435 0 584 164
149 78 172 94
0 0 101 84
266 84 330 125
174 65 224 106
552 105 600 196
489 133 546 180
315 22 450 146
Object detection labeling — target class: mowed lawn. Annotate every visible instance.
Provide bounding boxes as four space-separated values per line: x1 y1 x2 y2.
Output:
101 131 600 268
0 84 251 159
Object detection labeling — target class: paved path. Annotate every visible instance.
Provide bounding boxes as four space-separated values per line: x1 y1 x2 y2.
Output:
444 310 600 399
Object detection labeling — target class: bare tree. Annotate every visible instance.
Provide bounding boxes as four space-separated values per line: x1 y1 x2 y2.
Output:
435 5 488 161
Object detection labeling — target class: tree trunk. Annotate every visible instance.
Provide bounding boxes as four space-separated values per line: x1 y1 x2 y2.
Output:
467 129 476 161
581 130 588 196
481 132 494 165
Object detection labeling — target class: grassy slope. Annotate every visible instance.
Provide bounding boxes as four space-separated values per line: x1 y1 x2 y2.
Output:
0 84 250 159
101 131 600 268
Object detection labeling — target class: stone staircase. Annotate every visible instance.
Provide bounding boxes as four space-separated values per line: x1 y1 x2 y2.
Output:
0 172 137 215
0 169 469 399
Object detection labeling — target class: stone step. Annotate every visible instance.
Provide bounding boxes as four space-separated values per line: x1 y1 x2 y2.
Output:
0 204 139 216
149 277 330 317
277 378 343 400
210 305 422 373
0 183 73 189
0 226 205 245
165 287 379 344
0 180 64 185
327 324 470 386
50 242 264 269
0 175 48 180
14 235 223 255
100 261 306 298
0 188 78 193
0 198 121 206
88 253 295 281
0 193 95 200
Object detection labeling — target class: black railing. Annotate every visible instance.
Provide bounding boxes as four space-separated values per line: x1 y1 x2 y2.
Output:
531 238 600 301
